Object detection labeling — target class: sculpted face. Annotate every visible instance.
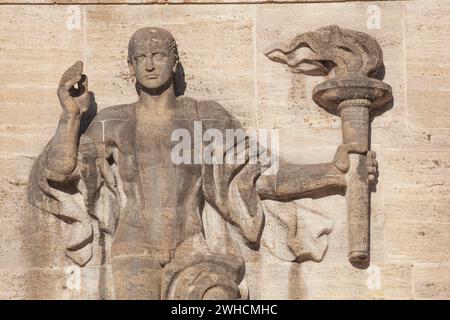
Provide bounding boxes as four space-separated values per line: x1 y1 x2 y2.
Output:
128 28 177 92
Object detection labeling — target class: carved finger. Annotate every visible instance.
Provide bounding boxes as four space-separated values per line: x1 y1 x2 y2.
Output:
367 150 377 159
366 157 377 169
59 61 83 90
70 74 88 98
79 73 88 94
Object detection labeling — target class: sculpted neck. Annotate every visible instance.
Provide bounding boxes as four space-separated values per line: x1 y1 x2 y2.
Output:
137 82 177 113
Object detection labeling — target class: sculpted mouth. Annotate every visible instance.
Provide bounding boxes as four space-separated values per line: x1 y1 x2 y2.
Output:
146 75 159 79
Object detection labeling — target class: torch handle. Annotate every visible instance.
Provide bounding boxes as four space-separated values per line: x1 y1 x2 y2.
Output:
339 100 371 262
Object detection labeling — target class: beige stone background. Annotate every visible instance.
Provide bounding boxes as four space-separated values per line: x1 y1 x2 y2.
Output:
0 0 449 299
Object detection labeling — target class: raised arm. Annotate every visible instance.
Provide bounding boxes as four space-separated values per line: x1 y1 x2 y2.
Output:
45 61 90 182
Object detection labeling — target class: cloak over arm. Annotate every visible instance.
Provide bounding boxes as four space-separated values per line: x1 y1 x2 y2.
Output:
198 100 335 262
198 100 269 249
28 134 107 266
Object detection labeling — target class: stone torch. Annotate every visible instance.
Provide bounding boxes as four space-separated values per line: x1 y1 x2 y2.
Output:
265 25 393 263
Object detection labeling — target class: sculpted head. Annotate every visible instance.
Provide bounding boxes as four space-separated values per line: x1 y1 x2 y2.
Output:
128 27 179 92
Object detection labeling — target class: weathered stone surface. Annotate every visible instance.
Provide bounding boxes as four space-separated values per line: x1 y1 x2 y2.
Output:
405 0 450 129
0 1 449 300
0 265 112 299
383 149 450 263
0 268 66 300
299 262 413 299
413 263 450 300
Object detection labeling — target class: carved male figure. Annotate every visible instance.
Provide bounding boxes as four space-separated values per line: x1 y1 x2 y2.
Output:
29 27 378 299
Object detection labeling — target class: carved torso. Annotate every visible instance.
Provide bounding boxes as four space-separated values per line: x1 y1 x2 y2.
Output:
83 97 204 264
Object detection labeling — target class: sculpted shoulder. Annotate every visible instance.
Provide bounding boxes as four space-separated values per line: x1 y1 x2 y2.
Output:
83 104 136 146
179 96 242 130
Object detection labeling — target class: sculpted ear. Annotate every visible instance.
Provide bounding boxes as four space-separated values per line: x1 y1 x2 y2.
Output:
128 59 135 76
172 60 178 74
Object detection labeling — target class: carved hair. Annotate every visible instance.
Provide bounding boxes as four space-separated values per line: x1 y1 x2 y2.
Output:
127 27 179 67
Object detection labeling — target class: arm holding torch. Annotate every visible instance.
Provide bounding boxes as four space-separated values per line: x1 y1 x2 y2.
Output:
264 25 392 263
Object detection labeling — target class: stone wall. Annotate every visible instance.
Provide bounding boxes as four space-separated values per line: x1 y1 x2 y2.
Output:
1 0 449 299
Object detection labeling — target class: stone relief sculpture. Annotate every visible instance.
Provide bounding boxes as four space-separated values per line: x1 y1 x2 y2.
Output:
265 25 393 262
28 25 390 299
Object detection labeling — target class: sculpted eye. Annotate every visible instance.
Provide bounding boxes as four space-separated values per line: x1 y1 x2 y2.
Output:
153 53 166 61
135 55 145 62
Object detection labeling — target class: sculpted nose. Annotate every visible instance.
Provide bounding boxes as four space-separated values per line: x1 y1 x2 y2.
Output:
145 58 155 71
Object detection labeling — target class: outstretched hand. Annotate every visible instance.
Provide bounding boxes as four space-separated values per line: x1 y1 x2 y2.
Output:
57 61 90 115
332 144 378 182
